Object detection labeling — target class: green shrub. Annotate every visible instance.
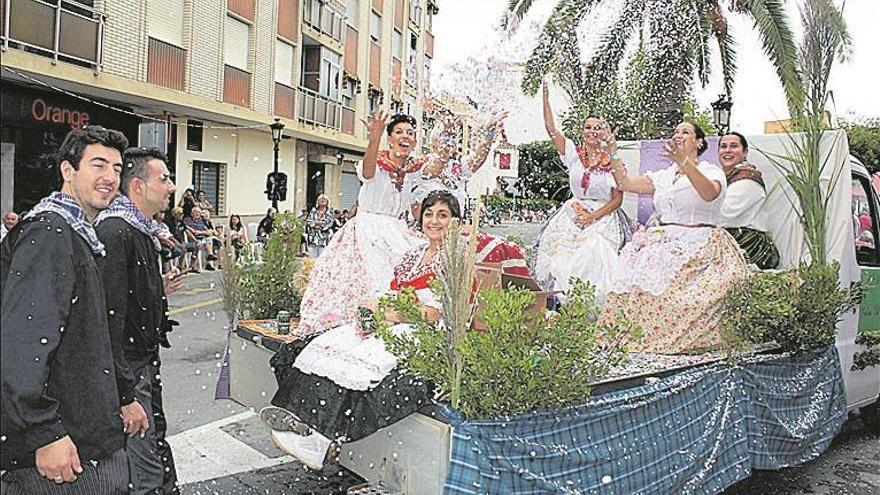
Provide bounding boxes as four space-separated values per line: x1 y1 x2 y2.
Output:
237 212 305 319
723 262 863 355
853 331 880 372
377 279 640 419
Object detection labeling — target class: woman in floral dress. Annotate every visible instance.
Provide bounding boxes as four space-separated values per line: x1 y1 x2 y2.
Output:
606 121 749 354
263 192 460 471
533 77 630 303
297 111 425 335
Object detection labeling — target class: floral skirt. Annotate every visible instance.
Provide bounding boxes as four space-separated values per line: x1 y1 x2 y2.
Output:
296 212 420 335
533 198 625 303
604 226 748 354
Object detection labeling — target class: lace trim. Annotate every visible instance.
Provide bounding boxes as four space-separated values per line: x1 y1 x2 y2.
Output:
610 225 714 296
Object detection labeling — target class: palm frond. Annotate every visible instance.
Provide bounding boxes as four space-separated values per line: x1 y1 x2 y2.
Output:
521 0 599 95
707 2 737 95
741 0 804 118
694 4 715 87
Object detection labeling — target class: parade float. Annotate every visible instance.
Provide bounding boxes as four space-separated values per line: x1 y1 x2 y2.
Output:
219 129 879 495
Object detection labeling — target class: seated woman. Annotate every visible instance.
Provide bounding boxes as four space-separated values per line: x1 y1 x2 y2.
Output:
533 76 629 302
297 111 425 335
717 132 780 269
262 191 460 471
606 121 749 354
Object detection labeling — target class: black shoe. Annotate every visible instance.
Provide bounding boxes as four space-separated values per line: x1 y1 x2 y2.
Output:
207 254 218 261
205 264 216 271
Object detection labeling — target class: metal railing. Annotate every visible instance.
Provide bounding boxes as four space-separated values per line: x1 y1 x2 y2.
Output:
2 0 106 69
298 86 355 131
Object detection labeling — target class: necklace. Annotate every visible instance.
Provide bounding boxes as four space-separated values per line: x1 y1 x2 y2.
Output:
377 151 424 191
575 146 612 192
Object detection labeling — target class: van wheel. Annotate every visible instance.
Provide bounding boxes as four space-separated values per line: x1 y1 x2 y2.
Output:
860 400 880 432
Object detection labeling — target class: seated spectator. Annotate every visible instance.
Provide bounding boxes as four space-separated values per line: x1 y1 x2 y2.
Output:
0 210 19 241
202 208 224 255
155 211 197 270
228 214 249 260
257 207 276 243
196 189 213 212
184 206 218 270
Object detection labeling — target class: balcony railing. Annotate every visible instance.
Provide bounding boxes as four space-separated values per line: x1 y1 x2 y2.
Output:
1 0 105 68
274 82 295 119
298 86 354 131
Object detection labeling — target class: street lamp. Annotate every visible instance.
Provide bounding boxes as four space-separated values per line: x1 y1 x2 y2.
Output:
711 94 732 135
269 118 285 209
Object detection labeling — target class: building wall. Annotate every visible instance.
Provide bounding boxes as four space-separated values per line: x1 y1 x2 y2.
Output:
175 122 299 217
0 0 438 216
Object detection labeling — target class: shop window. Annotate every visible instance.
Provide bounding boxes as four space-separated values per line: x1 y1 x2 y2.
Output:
187 121 203 152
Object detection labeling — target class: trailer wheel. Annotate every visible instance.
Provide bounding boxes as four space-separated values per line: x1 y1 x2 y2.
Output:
860 400 880 433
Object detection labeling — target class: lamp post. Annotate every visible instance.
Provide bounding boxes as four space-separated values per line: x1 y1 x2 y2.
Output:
270 118 285 209
711 94 732 135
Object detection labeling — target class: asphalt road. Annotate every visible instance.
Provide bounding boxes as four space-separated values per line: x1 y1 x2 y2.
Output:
157 221 879 495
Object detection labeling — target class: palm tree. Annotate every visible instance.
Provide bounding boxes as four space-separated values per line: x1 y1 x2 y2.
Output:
508 0 803 137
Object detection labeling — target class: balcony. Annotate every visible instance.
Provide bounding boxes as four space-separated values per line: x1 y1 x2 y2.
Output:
302 0 344 44
298 86 355 131
1 0 105 68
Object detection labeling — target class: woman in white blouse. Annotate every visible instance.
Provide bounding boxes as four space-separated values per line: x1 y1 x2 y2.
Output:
533 76 629 302
297 111 425 335
605 121 749 354
718 132 780 269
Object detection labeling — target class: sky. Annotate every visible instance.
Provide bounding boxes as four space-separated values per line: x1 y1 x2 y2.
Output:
429 0 880 142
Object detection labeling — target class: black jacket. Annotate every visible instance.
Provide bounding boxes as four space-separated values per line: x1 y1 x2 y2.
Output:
96 218 167 406
0 213 124 469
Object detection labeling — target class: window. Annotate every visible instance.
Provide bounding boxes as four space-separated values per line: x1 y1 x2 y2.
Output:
186 121 203 152
426 9 433 32
191 161 226 215
368 89 382 115
853 174 880 266
409 1 422 25
392 29 402 59
346 0 359 27
224 16 250 71
148 0 185 47
370 11 381 41
275 39 294 86
409 30 418 63
320 49 342 100
342 77 357 107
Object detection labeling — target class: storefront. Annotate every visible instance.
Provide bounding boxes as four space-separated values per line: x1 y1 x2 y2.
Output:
0 84 141 213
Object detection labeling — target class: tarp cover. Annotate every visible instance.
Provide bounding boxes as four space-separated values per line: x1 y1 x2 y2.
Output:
444 345 846 495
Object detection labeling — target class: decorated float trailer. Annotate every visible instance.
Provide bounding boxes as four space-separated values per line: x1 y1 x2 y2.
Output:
226 130 879 494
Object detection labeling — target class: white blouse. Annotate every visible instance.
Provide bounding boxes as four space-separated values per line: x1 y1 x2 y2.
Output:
719 179 769 231
562 139 616 203
356 159 422 217
646 161 727 226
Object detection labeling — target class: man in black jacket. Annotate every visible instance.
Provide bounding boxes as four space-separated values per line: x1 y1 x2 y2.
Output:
95 147 182 495
1 126 129 493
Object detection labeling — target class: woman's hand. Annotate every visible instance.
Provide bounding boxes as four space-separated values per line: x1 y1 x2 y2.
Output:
661 138 689 167
574 212 595 229
361 110 388 143
599 124 619 155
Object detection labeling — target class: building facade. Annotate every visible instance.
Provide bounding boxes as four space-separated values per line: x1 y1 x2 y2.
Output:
1 0 438 218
